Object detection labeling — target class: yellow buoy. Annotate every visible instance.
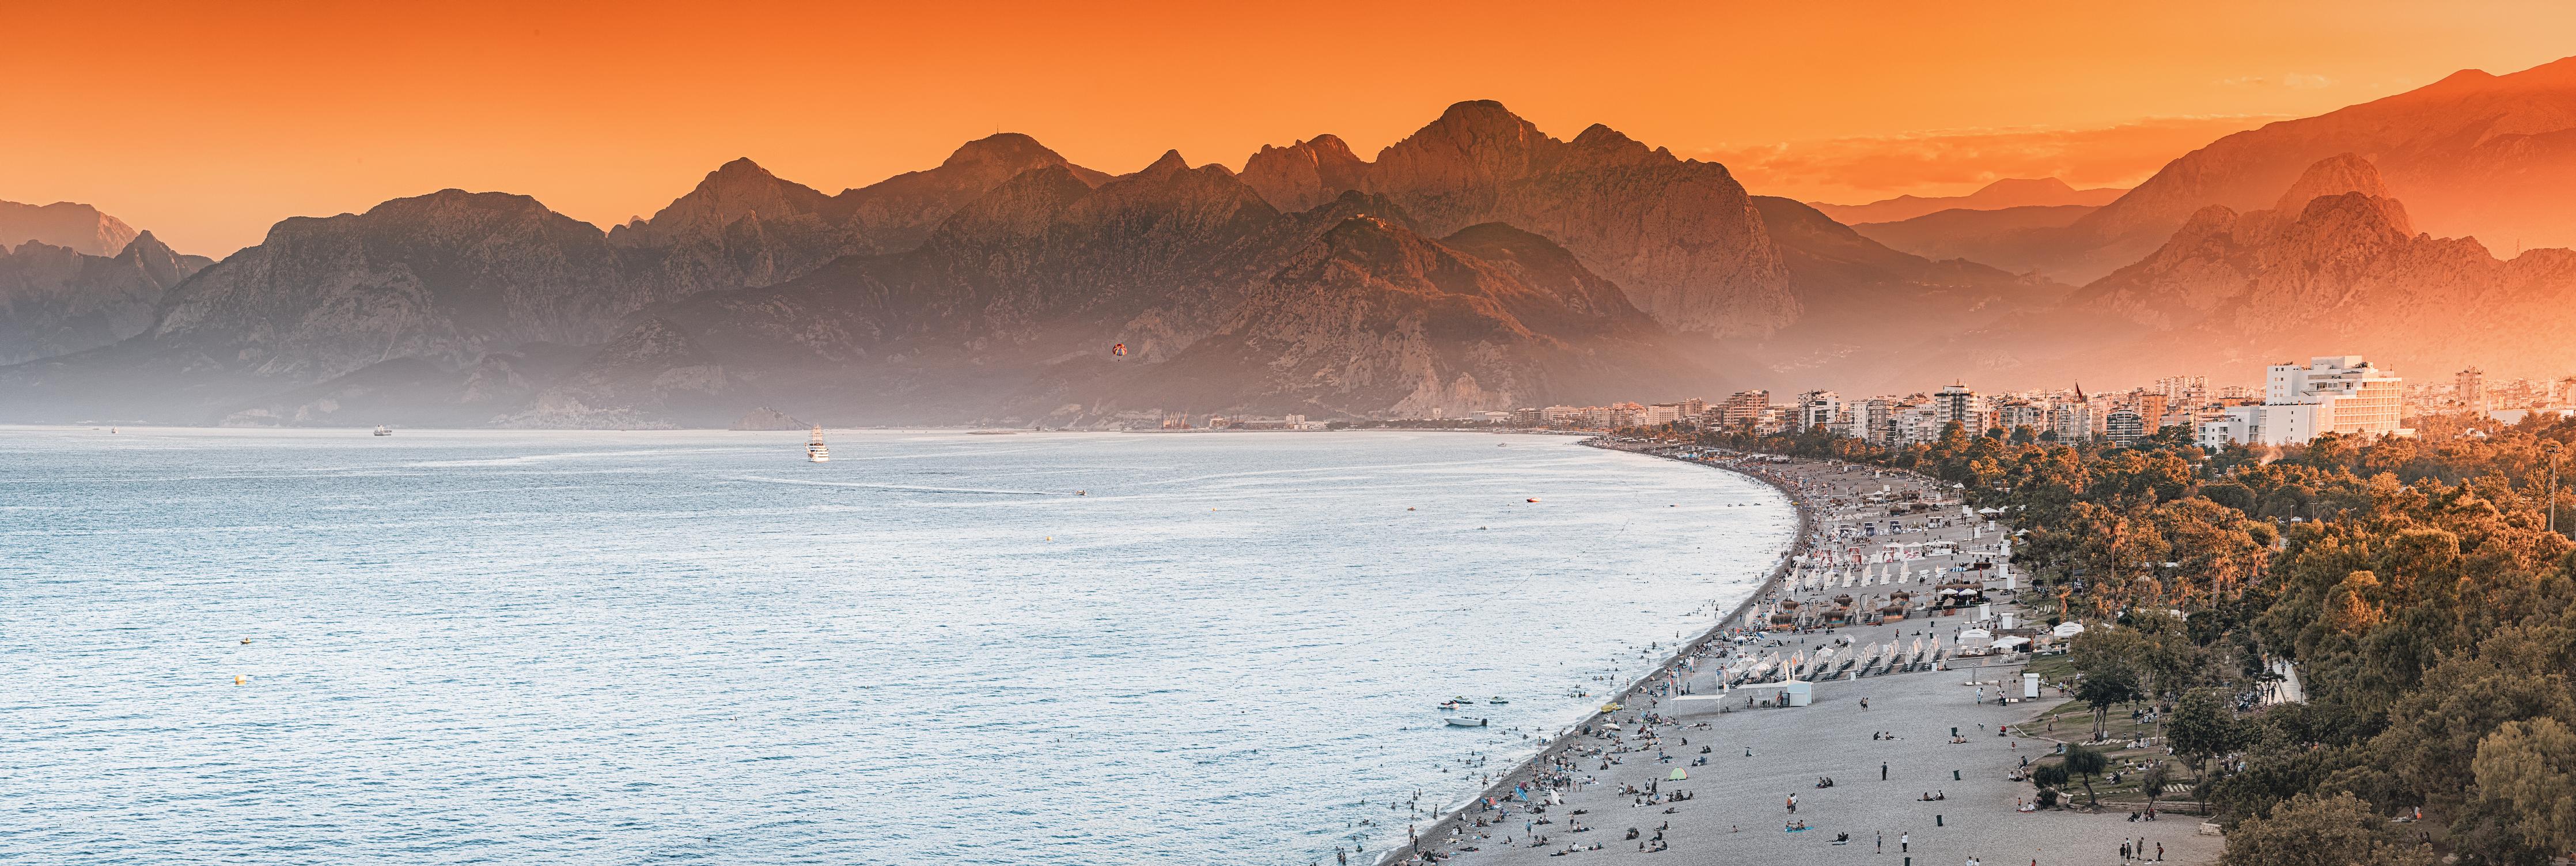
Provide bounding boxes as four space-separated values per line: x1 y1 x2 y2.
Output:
234 675 246 685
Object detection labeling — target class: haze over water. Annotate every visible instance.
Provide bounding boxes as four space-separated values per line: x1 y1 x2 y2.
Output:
2 429 1793 864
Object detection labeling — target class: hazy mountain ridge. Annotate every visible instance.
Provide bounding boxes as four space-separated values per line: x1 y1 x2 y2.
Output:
1918 57 2576 283
0 232 210 365
1941 153 2576 388
0 199 141 256
1809 177 2124 225
1242 101 1797 338
1098 217 1719 418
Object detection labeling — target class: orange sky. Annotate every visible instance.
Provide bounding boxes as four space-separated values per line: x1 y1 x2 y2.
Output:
8 1 2574 255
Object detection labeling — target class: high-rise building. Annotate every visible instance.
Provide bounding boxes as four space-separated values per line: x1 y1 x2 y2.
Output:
1933 383 1980 430
2105 409 2146 445
2155 376 2209 404
2458 367 2486 411
2206 356 2410 446
1996 401 2049 434
1797 391 1841 432
1895 400 1945 444
1721 390 1770 426
2133 392 2170 428
2051 400 2093 441
1852 398 1895 444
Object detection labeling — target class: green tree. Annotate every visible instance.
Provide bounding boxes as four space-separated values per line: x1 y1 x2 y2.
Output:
2064 743 2108 807
2073 660 2143 742
2220 791 2432 866
2470 717 2576 857
2169 689 2238 781
2031 761 2069 793
2142 763 2172 812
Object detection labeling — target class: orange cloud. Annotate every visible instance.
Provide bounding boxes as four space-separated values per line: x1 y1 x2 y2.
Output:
1704 116 2283 205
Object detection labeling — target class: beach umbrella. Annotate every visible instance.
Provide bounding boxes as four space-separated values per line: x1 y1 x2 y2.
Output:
1668 769 1688 780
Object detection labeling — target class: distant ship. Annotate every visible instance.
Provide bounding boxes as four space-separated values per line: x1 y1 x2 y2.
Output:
806 426 830 463
373 425 392 437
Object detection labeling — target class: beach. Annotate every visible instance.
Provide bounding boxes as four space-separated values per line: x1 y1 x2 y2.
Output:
1367 443 2224 866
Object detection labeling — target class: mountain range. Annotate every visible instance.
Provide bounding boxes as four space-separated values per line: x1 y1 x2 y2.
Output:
10 55 2576 425
1866 56 2576 283
1810 177 2126 225
0 230 210 365
1933 153 2576 390
0 200 141 256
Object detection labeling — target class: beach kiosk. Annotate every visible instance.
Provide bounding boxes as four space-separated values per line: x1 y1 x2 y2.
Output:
1958 627 1994 655
1783 680 1813 707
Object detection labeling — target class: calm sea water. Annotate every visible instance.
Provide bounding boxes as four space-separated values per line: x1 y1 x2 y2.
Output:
1 428 1793 864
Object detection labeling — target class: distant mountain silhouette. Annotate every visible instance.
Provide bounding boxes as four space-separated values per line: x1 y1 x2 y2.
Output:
1929 154 2576 388
0 200 140 256
1810 178 2124 225
0 232 209 364
1908 56 2576 282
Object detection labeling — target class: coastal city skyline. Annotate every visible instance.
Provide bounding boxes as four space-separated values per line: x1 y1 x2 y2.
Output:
1195 354 2556 449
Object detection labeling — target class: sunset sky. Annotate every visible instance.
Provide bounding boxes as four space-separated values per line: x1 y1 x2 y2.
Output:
9 1 2575 255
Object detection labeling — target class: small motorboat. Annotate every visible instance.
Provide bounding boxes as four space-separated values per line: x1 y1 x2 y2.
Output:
1488 697 1510 705
1445 717 1489 727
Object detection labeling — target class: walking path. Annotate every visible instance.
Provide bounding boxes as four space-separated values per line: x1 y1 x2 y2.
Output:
1358 444 2223 866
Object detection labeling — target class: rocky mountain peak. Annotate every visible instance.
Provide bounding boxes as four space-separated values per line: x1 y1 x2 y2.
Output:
1240 135 1372 211
0 199 143 257
635 158 829 241
1376 100 1558 186
941 133 1060 170
2290 190 2416 243
1564 123 1658 167
1138 149 1194 177
2273 153 2390 213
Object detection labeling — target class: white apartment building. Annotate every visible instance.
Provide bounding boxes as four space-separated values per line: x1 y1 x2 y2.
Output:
2202 355 2410 447
1894 400 1946 444
1997 402 2049 434
2051 399 2093 442
1851 398 1895 444
1797 390 1841 433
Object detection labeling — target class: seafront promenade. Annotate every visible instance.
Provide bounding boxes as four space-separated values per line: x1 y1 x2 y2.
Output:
1366 443 2222 866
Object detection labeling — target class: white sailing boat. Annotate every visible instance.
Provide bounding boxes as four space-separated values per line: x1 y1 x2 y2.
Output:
372 425 392 437
805 426 830 463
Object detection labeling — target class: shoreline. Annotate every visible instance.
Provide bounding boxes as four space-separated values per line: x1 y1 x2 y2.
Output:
1367 437 1821 865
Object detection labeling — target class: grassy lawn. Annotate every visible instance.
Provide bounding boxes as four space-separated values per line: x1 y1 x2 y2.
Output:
2014 697 2207 814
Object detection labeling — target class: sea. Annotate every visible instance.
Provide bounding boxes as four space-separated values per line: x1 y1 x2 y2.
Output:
0 427 1795 864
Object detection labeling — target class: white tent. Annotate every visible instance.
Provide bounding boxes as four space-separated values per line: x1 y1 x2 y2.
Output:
2052 622 2087 639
